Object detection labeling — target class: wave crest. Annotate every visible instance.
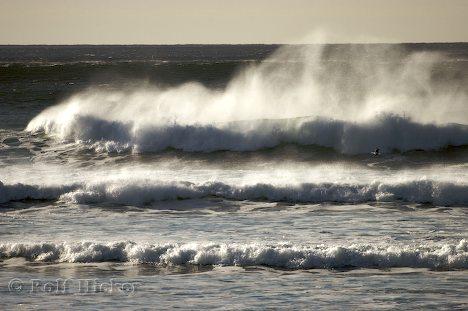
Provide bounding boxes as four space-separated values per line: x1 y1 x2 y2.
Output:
2 179 468 206
26 114 468 154
1 240 466 269
25 44 468 155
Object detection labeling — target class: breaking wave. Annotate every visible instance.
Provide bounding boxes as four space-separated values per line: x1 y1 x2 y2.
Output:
25 43 468 155
26 114 468 154
2 179 468 206
0 181 78 203
0 240 466 270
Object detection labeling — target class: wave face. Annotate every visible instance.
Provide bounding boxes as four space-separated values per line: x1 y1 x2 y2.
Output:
26 113 468 154
0 181 78 204
2 179 468 206
25 44 468 155
0 240 466 269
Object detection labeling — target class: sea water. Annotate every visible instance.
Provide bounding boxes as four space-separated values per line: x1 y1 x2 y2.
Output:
0 44 467 309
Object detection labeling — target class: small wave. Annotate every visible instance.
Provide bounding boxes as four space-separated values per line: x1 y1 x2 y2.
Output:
0 240 466 269
0 181 78 204
26 114 468 154
2 179 468 206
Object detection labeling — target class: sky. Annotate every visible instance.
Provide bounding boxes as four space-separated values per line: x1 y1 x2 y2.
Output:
0 0 467 44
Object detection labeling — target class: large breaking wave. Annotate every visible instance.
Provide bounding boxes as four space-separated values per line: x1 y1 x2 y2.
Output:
1 240 466 270
2 179 468 206
25 44 468 155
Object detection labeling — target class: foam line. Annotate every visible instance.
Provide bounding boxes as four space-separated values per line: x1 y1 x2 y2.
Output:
1 240 466 269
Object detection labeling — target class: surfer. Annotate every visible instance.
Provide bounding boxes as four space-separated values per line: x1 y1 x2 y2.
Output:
372 148 380 156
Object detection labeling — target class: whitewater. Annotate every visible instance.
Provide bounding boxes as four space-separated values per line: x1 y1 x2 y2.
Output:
1 240 466 269
25 44 468 154
1 44 467 308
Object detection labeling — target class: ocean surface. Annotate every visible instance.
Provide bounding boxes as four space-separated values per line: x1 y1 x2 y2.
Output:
0 44 467 309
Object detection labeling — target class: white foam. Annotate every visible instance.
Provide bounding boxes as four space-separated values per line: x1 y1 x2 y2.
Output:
0 240 466 269
26 114 468 154
2 179 468 206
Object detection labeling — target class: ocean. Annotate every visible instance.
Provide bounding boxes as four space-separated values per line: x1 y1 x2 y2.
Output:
0 44 467 309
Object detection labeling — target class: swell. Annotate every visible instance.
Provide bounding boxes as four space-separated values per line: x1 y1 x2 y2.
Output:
26 114 468 155
2 179 468 206
0 240 466 269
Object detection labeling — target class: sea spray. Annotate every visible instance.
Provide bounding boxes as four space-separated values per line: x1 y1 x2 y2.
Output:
26 44 468 154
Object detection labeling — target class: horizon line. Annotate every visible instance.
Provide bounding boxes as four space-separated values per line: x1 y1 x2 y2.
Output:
1 41 467 46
